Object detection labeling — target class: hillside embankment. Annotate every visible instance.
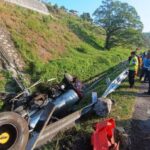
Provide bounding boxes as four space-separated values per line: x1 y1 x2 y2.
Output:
0 1 131 92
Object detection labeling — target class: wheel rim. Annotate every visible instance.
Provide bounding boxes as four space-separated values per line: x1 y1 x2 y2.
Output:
0 124 18 149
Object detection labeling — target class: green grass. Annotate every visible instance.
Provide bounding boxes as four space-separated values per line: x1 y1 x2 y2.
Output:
108 79 140 128
0 71 17 109
0 71 13 91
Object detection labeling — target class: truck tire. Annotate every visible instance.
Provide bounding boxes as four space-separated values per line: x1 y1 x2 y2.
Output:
0 112 29 150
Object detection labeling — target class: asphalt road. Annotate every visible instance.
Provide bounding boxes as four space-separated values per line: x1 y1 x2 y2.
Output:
131 83 150 150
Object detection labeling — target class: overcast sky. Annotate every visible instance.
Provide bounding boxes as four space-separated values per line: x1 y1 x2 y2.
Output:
44 0 150 32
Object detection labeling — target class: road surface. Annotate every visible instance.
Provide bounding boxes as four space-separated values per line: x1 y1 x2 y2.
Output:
131 83 150 150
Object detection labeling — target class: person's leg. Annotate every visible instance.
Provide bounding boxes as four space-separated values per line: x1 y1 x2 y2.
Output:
144 69 149 82
144 70 150 94
148 71 150 93
129 70 135 88
128 70 132 87
140 68 144 81
131 70 135 87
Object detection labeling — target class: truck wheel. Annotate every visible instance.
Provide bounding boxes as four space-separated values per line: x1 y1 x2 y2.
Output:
0 112 29 150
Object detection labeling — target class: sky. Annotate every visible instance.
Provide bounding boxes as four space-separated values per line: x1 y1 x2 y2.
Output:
44 0 150 32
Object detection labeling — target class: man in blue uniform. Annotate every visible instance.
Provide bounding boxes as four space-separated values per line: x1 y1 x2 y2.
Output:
145 51 150 94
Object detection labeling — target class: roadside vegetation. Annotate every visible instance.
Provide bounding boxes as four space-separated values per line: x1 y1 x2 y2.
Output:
143 32 150 48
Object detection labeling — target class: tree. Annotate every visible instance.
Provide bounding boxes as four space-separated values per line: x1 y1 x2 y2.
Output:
93 0 143 49
45 3 59 13
60 6 67 12
143 33 150 48
69 10 78 15
53 4 58 10
80 13 93 22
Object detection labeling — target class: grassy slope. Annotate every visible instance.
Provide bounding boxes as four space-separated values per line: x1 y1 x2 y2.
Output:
0 1 130 84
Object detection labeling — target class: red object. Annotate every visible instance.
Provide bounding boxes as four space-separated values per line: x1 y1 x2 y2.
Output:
91 118 119 150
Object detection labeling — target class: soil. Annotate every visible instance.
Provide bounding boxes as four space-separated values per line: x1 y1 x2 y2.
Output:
55 129 92 150
131 83 150 150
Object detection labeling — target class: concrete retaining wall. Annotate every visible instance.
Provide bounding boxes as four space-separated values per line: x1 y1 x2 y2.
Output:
5 0 49 15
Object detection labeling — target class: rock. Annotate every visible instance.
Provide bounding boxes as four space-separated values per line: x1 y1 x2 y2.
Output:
116 126 125 133
94 97 113 116
115 126 131 150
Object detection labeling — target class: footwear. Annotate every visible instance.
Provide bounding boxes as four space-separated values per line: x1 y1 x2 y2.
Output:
130 84 134 88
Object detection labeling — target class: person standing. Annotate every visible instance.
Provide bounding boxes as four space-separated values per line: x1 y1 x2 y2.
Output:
144 51 150 94
140 53 148 82
128 51 139 88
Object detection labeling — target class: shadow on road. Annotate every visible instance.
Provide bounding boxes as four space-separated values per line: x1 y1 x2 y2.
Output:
131 118 150 150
